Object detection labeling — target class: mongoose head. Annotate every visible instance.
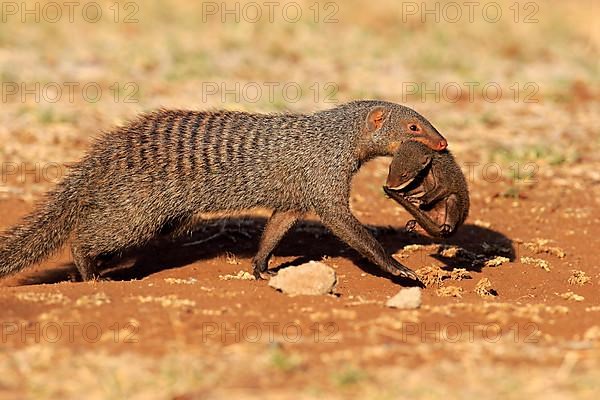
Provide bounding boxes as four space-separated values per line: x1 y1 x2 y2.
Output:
385 141 433 190
364 104 447 154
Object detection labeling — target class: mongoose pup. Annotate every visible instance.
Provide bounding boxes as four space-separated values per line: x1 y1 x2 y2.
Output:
0 100 448 282
383 141 469 237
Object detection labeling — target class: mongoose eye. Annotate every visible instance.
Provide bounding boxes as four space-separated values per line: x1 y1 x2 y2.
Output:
409 124 419 132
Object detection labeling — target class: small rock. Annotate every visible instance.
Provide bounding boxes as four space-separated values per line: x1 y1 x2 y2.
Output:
386 287 422 309
269 261 337 296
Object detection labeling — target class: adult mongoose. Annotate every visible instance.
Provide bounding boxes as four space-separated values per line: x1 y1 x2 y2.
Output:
0 100 448 282
383 140 469 237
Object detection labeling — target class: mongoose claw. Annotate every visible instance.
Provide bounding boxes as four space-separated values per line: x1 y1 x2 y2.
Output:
406 196 423 206
382 187 391 198
253 269 264 280
388 265 420 282
405 220 418 232
439 224 453 237
405 270 421 282
252 267 276 280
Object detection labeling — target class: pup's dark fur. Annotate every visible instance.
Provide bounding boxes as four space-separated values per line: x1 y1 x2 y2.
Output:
384 141 469 237
0 100 448 282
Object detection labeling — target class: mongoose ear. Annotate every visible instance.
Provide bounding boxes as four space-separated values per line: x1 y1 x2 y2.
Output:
366 106 387 131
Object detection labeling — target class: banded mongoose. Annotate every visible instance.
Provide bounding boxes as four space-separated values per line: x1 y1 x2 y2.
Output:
383 140 469 237
0 100 448 282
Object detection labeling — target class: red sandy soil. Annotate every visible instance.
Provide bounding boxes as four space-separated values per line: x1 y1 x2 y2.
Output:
0 161 599 394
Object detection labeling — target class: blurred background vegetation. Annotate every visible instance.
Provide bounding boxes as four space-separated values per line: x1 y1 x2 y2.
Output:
0 0 598 196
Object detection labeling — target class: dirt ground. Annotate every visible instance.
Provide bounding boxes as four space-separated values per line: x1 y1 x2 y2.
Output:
2 156 600 398
1 0 599 399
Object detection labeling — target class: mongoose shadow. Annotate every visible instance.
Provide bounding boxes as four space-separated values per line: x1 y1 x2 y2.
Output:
18 218 514 285
400 223 516 273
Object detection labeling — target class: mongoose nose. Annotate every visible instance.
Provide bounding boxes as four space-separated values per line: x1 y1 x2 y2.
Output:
437 139 448 150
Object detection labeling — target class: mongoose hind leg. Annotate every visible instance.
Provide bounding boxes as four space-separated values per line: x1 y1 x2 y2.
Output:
159 213 197 242
70 211 167 281
317 205 420 282
439 194 461 237
71 243 100 281
252 210 304 279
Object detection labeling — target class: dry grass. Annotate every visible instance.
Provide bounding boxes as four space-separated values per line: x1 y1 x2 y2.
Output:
416 266 472 287
1 0 598 199
524 238 567 258
74 292 111 307
521 256 552 272
2 342 600 399
163 277 198 285
568 270 592 286
558 292 585 302
15 292 70 305
436 286 463 298
219 270 256 281
416 265 450 287
474 278 497 298
449 268 471 281
127 295 196 308
484 256 511 268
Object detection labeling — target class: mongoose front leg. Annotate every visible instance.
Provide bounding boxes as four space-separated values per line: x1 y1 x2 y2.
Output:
252 210 304 279
385 186 446 238
417 185 449 207
317 207 419 281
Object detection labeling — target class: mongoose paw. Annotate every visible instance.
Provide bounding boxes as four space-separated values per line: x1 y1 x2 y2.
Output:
252 265 276 280
255 270 277 280
79 272 107 282
407 196 423 206
439 224 453 237
382 187 391 198
388 265 421 282
405 220 418 232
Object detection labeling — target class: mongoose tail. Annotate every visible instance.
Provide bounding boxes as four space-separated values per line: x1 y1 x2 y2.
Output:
0 174 82 277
